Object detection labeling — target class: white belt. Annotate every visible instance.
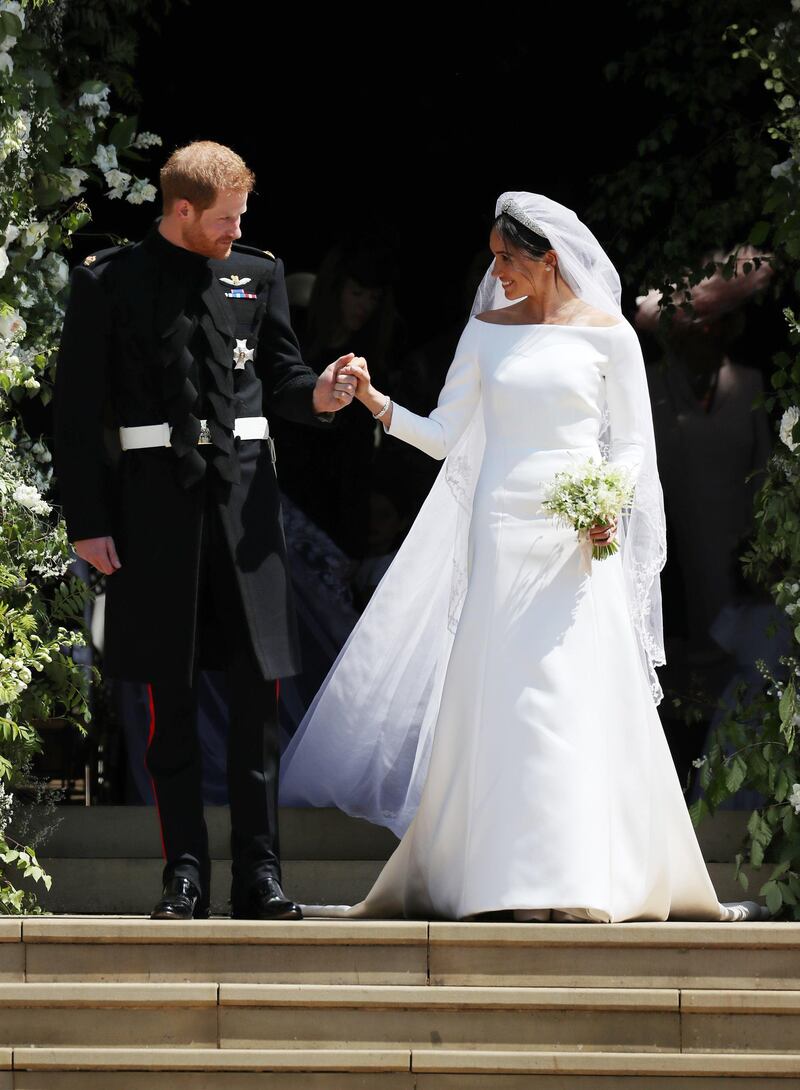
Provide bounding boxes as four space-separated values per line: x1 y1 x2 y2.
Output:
119 417 270 450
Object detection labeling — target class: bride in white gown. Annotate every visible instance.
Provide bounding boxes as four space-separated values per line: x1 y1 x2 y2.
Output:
279 192 764 923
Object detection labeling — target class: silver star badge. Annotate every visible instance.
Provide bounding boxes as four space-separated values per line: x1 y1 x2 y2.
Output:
233 339 254 370
220 274 252 287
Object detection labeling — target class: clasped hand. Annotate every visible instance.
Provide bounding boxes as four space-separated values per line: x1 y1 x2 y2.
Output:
312 353 367 414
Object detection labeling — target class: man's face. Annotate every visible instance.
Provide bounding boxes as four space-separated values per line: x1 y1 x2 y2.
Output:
181 189 247 260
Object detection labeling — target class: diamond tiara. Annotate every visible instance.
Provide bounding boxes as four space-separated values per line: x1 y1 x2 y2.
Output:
499 198 549 239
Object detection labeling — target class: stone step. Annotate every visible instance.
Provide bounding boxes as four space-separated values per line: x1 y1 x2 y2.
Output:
0 983 218 1048
7 918 800 990
7 1048 800 1090
21 919 429 985
20 806 399 860
215 982 800 1053
0 981 798 1053
20 805 762 914
427 920 800 991
33 858 384 915
31 858 764 915
22 805 748 861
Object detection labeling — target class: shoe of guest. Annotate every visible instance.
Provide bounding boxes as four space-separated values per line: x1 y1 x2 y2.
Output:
231 874 303 920
150 877 209 920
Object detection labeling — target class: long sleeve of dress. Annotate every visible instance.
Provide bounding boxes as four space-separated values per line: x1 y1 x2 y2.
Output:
602 323 651 483
386 319 481 459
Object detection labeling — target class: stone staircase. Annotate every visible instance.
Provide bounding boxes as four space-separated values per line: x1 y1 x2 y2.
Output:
0 806 795 1087
0 917 799 1087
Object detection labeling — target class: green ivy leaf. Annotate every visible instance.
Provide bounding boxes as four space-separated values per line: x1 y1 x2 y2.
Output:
749 221 771 245
78 79 106 95
764 881 784 915
724 755 747 794
109 115 138 151
0 10 22 38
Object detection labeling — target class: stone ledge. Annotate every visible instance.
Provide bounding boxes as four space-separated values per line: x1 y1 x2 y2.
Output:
682 989 800 1014
21 918 428 945
217 983 679 1010
0 982 217 1006
12 1048 411 1072
409 1050 800 1075
429 921 800 948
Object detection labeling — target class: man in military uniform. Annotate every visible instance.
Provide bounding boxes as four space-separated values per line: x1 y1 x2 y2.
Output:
54 142 358 920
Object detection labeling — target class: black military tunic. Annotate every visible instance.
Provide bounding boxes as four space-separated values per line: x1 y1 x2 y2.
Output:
55 222 331 687
55 222 335 902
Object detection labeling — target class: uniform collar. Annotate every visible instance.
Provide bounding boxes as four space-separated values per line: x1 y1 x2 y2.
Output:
144 219 211 271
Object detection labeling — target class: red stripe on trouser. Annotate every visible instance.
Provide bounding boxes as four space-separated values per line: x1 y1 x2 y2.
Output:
145 683 167 861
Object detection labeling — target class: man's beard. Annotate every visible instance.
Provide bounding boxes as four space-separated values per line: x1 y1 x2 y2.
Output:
184 221 233 260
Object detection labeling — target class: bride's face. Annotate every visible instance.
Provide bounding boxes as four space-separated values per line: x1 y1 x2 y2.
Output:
489 228 551 300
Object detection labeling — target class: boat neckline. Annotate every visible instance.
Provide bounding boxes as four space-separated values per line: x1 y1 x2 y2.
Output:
472 315 624 330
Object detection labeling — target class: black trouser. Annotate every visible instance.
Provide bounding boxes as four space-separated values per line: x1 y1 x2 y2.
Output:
144 495 281 904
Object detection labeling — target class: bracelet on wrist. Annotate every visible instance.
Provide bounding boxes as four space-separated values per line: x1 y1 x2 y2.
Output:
372 395 391 420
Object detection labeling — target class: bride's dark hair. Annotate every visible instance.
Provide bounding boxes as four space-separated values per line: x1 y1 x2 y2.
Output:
493 211 553 260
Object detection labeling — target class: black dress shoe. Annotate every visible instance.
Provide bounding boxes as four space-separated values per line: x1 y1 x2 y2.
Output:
231 874 303 920
150 877 209 920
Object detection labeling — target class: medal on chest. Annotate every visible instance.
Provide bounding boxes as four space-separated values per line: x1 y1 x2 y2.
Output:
220 274 257 300
233 339 254 370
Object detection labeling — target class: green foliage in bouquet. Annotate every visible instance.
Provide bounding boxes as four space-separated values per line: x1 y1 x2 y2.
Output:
592 0 800 917
0 0 162 913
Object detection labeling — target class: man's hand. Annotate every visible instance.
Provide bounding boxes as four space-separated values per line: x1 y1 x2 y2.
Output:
73 536 122 576
313 353 360 414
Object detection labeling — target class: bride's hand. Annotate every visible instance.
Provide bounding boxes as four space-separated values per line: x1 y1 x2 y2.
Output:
589 518 618 546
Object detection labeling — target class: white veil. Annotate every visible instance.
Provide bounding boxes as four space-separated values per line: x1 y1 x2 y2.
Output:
279 191 667 836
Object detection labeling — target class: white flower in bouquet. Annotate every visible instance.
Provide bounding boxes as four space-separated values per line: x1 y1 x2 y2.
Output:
126 177 157 205
541 458 635 560
0 112 30 160
0 305 26 344
31 441 52 465
132 132 162 150
60 167 88 198
780 406 799 451
41 252 68 292
0 780 13 837
790 783 800 816
92 143 118 173
78 86 110 118
0 245 7 280
12 482 50 515
104 168 131 199
21 220 48 260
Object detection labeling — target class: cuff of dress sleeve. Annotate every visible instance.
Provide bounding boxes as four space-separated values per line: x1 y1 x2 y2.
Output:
385 401 412 439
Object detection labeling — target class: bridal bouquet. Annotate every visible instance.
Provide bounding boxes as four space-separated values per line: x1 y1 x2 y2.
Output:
541 460 635 560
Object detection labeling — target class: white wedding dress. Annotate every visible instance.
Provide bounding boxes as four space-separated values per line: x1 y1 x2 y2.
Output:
284 315 735 922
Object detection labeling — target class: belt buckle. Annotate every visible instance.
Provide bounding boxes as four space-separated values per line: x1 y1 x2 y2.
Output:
198 421 212 446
